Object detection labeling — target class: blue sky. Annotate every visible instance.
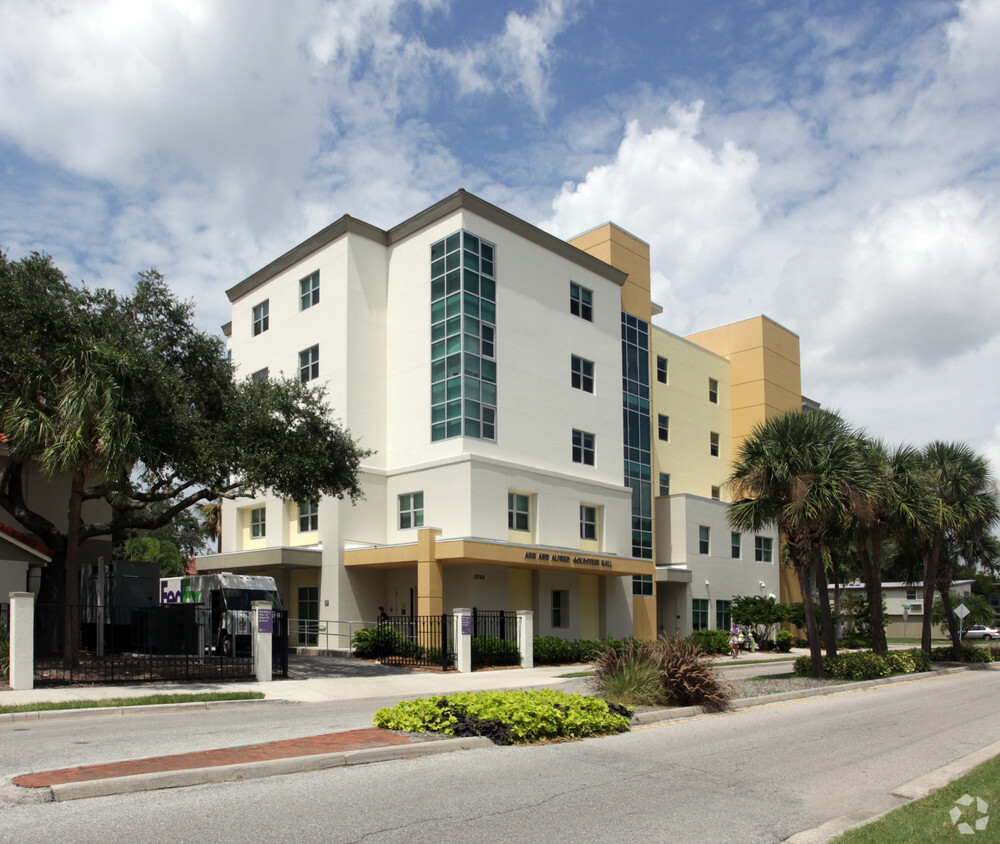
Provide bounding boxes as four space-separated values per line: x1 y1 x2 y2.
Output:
1 0 998 468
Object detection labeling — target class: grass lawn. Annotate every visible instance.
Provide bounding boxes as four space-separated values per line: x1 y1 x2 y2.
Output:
0 691 264 715
833 754 999 841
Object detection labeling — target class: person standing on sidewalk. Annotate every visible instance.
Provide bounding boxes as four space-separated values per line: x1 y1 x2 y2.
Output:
729 625 740 659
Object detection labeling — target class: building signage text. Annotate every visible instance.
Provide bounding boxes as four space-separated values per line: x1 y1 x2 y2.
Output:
523 552 614 569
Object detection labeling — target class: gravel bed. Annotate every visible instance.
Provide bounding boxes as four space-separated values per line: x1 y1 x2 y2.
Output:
727 675 845 698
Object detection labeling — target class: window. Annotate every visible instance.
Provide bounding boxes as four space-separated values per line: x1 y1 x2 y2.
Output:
300 271 320 310
508 492 530 532
659 473 670 496
731 532 741 559
298 500 319 532
656 356 668 384
250 507 266 539
580 504 597 540
252 301 269 336
299 345 319 383
709 378 719 403
570 282 592 321
755 536 773 563
398 492 424 529
551 590 569 628
572 429 595 465
632 574 653 596
571 355 594 393
692 598 709 631
251 367 268 383
711 486 720 500
658 414 669 442
906 589 924 601
698 525 710 555
710 431 720 457
716 599 731 631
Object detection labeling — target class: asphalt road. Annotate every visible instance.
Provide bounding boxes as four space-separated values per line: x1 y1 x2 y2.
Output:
1 668 998 842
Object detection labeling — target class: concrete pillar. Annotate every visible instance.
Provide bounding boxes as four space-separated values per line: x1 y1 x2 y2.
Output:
417 527 443 617
517 610 534 669
252 601 272 683
453 607 472 673
9 592 35 691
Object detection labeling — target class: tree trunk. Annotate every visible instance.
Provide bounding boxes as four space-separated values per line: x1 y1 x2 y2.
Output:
864 526 888 656
920 535 941 654
938 586 964 662
62 468 86 665
813 546 837 658
796 562 824 678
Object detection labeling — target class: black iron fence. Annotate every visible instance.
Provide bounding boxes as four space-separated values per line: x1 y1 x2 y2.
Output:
366 614 453 670
31 603 287 687
470 608 520 668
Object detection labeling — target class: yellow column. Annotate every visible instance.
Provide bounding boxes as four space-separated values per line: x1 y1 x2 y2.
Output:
632 593 657 640
417 527 443 617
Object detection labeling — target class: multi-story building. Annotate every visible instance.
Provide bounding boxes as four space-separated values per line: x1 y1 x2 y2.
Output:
198 190 799 647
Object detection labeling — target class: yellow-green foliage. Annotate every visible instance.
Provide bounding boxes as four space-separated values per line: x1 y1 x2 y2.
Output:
372 689 630 744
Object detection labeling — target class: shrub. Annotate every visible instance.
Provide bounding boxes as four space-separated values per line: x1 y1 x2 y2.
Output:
825 651 890 681
986 645 1000 663
653 637 730 712
775 630 794 652
904 648 932 673
689 628 729 655
352 625 423 659
792 655 813 676
838 633 872 650
472 635 520 668
533 636 620 664
928 644 994 663
372 689 631 744
590 640 667 706
885 651 916 674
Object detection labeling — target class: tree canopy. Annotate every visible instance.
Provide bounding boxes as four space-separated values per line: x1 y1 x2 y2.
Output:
0 251 370 658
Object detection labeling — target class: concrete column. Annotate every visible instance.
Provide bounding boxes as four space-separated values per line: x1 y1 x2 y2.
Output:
453 607 472 673
517 610 534 669
9 592 35 691
417 527 443 617
252 601 272 683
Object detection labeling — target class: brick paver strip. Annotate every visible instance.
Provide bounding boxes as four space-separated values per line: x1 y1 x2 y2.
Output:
13 729 415 788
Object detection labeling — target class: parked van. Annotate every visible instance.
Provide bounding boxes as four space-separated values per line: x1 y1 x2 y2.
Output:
160 573 282 656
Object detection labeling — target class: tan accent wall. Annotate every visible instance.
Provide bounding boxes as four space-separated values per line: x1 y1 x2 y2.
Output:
569 224 652 322
416 528 443 616
632 594 657 640
684 316 802 459
508 568 533 613
580 575 600 640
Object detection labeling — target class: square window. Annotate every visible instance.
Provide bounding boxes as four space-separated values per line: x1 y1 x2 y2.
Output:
551 590 569 628
570 282 592 321
692 598 708 631
632 574 653 596
716 599 731 631
711 486 721 500
580 504 597 540
300 271 320 310
251 367 268 384
731 532 741 559
709 377 719 403
657 356 668 384
699 525 710 555
299 345 319 383
298 500 319 533
250 507 266 539
659 473 670 496
658 414 669 442
571 355 594 393
399 492 424 530
572 429 595 465
710 431 720 457
755 536 773 563
252 301 269 336
508 492 530 532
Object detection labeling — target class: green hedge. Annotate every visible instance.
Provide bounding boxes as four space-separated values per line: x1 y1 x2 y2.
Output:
794 647 936 679
930 644 996 663
472 635 520 668
688 628 729 655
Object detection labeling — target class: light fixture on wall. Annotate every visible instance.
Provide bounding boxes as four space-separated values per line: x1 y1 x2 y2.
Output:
705 580 710 586
759 580 766 591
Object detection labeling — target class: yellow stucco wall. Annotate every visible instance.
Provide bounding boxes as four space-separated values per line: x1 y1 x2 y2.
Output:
569 223 652 322
580 574 600 640
508 568 533 613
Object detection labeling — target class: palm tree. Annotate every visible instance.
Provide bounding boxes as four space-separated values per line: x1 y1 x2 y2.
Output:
729 410 871 677
199 499 223 553
850 440 930 656
917 442 1000 658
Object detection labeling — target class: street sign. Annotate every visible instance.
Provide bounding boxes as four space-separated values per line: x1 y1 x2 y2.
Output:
955 603 970 620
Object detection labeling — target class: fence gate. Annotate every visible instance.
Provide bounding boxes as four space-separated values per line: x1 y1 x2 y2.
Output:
375 614 452 670
470 608 520 669
271 609 289 678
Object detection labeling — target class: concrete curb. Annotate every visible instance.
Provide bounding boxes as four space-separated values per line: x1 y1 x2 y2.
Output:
1 736 493 803
2 697 275 723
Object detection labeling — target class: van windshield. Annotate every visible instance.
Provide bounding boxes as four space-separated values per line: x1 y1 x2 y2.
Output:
222 589 282 611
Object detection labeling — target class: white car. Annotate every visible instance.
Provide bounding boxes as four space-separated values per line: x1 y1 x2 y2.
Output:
962 624 1000 640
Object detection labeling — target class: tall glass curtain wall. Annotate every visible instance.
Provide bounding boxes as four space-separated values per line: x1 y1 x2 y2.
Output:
430 231 498 441
622 313 653 559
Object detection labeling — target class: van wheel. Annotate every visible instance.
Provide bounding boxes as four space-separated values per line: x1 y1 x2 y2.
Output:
219 633 232 656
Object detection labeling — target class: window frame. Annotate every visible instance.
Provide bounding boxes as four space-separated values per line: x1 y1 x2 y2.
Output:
659 473 670 496
551 589 569 628
708 377 719 404
711 486 721 500
298 499 319 533
398 492 424 530
731 531 741 559
692 598 709 631
250 367 268 384
250 506 266 539
579 504 597 541
710 431 720 457
570 355 594 393
698 525 710 555
299 344 319 383
508 492 530 532
658 414 669 442
569 282 592 321
300 271 320 311
656 356 668 384
632 574 653 596
252 300 269 336
572 429 595 466
716 599 731 631
754 535 773 563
